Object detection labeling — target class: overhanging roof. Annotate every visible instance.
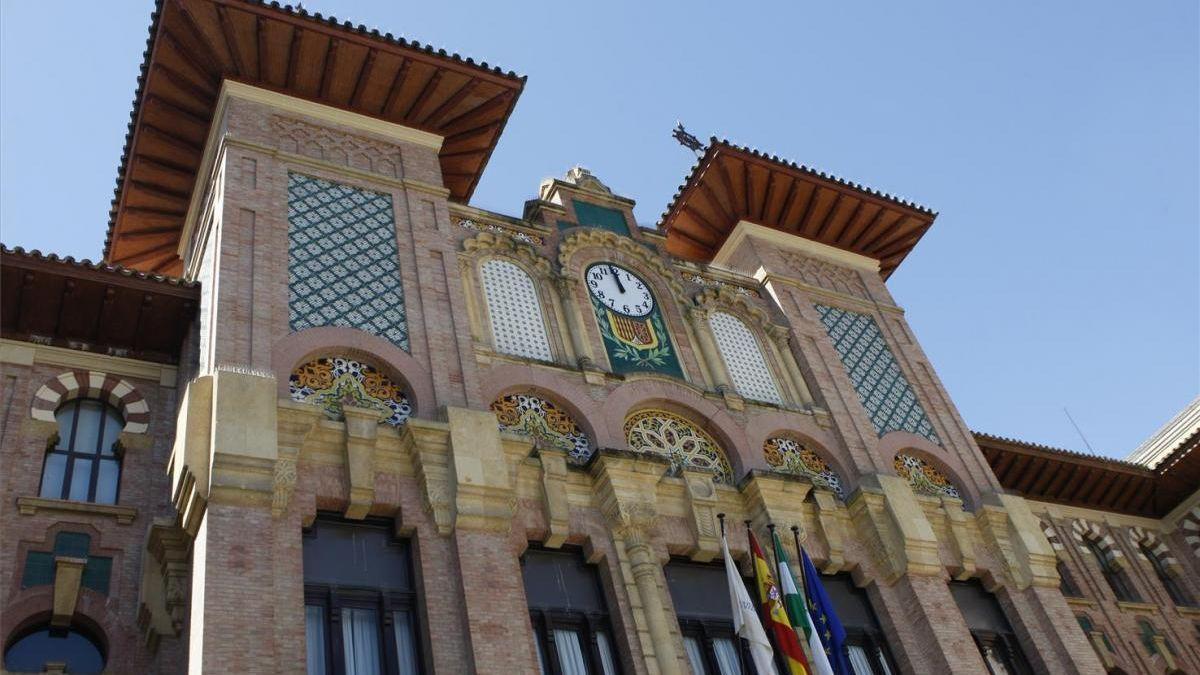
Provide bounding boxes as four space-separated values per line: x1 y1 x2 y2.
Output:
105 0 526 275
1 246 199 364
974 431 1200 518
660 140 937 279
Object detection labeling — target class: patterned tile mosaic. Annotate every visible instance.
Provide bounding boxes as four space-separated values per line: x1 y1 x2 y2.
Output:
287 173 409 350
814 304 939 444
624 409 733 483
709 311 782 404
763 436 844 497
289 357 412 427
490 393 592 463
894 453 961 500
481 259 553 361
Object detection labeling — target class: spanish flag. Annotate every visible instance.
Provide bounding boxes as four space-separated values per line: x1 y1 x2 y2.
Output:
749 530 811 675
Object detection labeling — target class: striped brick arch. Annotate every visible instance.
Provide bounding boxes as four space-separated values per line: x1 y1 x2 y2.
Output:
1128 526 1183 576
1179 506 1200 559
1041 520 1065 555
1071 519 1126 569
31 370 150 434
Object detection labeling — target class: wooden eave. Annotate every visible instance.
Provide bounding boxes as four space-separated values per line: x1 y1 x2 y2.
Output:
1 246 199 364
105 0 525 275
974 431 1199 518
660 140 937 279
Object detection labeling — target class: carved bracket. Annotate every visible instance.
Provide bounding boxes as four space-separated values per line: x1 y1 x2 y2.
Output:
540 448 571 548
682 471 721 562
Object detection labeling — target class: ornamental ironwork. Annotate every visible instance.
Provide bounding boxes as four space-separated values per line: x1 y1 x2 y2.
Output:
623 409 732 483
491 393 592 463
763 436 844 497
893 453 960 499
289 357 411 427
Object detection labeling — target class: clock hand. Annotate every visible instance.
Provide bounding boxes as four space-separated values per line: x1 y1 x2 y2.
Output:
609 265 626 293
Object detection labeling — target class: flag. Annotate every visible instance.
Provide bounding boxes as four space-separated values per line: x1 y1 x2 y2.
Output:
799 548 853 675
722 532 777 675
773 531 835 675
749 531 811 675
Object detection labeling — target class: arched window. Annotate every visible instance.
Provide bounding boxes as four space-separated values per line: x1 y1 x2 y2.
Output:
893 453 962 501
41 399 124 504
624 409 733 484
763 436 844 498
480 259 553 361
708 311 782 404
490 392 592 463
1083 537 1139 603
1139 541 1195 607
289 357 411 427
5 623 105 674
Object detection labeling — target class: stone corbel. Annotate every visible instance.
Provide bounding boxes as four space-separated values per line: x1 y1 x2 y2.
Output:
977 494 1060 591
847 475 941 584
447 407 516 533
539 447 571 548
274 406 321 517
940 497 976 580
407 418 454 535
169 375 213 538
681 470 721 562
138 519 191 650
206 368 278 509
811 489 846 573
741 471 811 535
343 405 381 520
1086 632 1115 670
51 557 86 628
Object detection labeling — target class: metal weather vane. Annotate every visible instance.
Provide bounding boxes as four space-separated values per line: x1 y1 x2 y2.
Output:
672 122 704 156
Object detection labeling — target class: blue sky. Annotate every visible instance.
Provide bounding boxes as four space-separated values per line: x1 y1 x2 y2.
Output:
2 1 1196 459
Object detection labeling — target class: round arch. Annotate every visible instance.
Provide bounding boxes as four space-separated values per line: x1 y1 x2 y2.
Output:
877 431 980 508
31 371 150 434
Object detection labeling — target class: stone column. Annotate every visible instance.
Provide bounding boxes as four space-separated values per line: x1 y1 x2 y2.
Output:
593 450 683 675
556 276 605 382
686 307 734 397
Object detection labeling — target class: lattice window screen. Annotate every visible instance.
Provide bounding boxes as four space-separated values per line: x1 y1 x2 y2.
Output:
481 259 553 361
708 311 783 404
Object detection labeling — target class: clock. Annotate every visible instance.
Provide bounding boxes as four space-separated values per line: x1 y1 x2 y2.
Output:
585 263 655 317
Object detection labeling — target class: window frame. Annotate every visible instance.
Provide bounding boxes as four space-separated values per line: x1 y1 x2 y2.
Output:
970 630 1032 675
478 256 556 363
1083 538 1140 603
676 616 754 675
528 608 621 675
39 398 124 505
302 516 424 675
1138 542 1195 607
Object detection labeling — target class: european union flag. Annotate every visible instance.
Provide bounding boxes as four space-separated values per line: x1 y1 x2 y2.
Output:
800 548 853 675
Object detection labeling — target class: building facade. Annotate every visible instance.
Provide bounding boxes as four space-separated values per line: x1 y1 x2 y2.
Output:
1 1 1197 674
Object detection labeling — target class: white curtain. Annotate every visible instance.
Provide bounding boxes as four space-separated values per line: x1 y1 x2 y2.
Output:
595 631 618 675
552 628 588 675
683 637 708 675
392 611 419 675
305 605 327 675
876 647 893 675
847 644 873 674
983 646 1012 675
712 638 742 675
341 607 381 675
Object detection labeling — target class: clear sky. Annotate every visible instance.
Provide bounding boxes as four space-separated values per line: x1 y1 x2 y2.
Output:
2 1 1196 459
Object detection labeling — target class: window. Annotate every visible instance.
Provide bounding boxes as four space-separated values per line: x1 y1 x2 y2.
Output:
1083 538 1140 603
1138 542 1194 607
303 517 422 675
820 574 897 675
40 399 123 504
708 312 782 405
665 560 756 675
522 547 620 675
1057 561 1082 598
481 259 553 361
949 581 1032 675
4 624 105 674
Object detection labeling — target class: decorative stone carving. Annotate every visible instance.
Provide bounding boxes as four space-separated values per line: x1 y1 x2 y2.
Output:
271 115 403 179
682 471 721 561
462 231 553 277
539 447 571 548
558 229 685 298
782 251 870 299
940 497 976 580
343 405 381 520
455 216 545 245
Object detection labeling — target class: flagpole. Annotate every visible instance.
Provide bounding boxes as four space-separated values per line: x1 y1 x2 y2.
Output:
751 520 792 675
766 523 779 579
718 512 726 537
791 525 807 594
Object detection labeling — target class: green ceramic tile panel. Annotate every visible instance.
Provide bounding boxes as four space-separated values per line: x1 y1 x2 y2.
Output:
54 532 91 558
590 290 683 379
570 200 630 235
82 557 112 595
814 304 940 444
22 552 54 588
287 173 409 350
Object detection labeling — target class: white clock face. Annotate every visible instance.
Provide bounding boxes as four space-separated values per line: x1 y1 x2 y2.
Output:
585 263 655 317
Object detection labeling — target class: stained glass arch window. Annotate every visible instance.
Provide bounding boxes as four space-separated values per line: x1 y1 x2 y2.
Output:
289 356 412 427
624 409 733 484
480 259 554 362
763 436 844 498
708 311 783 405
490 392 592 463
894 452 961 500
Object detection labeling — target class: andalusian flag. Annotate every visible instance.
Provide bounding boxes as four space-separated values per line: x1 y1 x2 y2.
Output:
772 531 835 675
749 531 811 675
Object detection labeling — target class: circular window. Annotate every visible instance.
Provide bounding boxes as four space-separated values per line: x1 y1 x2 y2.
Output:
4 625 105 674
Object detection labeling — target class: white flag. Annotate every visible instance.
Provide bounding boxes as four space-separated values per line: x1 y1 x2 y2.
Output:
723 533 777 675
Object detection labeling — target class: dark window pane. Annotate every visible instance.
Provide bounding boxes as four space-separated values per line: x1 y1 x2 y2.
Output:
522 548 606 613
100 405 123 454
96 459 120 504
69 458 93 501
302 519 411 590
665 562 733 620
73 401 105 453
54 402 76 450
4 627 105 674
